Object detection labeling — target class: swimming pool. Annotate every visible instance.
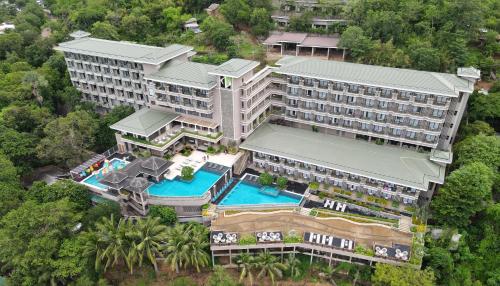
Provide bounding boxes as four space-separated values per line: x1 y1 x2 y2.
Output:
218 181 303 206
147 169 223 197
81 158 129 190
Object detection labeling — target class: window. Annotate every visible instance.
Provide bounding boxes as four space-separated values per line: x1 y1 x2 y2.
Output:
347 96 356 103
345 108 354 116
317 103 325 111
290 87 299 95
335 94 342 102
409 118 419 127
432 109 444 117
319 80 328 88
425 134 436 142
361 123 369 130
406 131 416 139
366 99 375 107
362 111 373 119
344 120 352 127
398 104 407 112
379 100 388 109
392 128 402 136
376 113 386 121
333 106 341 113
373 125 383 132
429 122 439 130
331 117 339 125
318 91 327 99
316 115 323 122
306 90 312 96
394 116 404 124
435 96 447 104
415 93 427 102
412 106 422 113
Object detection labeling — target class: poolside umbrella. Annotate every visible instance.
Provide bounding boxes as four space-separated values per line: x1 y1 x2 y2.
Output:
126 177 152 193
99 171 128 190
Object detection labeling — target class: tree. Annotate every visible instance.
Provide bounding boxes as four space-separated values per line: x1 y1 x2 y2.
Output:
285 253 302 279
220 0 251 27
0 32 23 60
468 92 500 122
91 21 120 40
0 152 19 186
0 199 82 286
28 179 92 211
0 104 53 134
371 264 435 286
36 110 98 167
94 105 134 152
163 223 210 273
288 12 313 32
455 135 500 170
426 247 454 283
408 45 441 71
339 26 373 60
276 176 288 190
250 8 273 37
148 205 178 226
256 251 287 285
129 216 168 272
181 166 194 181
52 235 97 285
236 253 256 285
431 162 494 228
121 14 152 41
206 265 239 286
200 17 235 52
0 126 37 173
22 71 48 105
0 182 24 218
459 120 495 139
82 201 121 228
162 7 191 33
259 172 273 185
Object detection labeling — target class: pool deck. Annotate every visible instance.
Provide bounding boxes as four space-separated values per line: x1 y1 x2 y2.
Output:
164 150 242 180
211 210 412 248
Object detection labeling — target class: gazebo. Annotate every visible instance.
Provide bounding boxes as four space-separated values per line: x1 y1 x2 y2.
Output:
124 177 153 216
99 171 129 190
139 156 173 181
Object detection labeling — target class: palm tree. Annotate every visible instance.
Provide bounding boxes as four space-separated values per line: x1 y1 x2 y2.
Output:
128 216 168 272
186 224 210 272
236 253 256 285
256 251 288 285
285 253 302 279
320 265 338 286
163 223 191 273
93 214 136 273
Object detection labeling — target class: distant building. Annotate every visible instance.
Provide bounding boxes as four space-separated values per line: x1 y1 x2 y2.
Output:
205 3 220 16
184 18 201 34
0 22 15 34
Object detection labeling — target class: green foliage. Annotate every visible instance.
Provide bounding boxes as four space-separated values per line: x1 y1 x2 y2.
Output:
28 179 92 211
0 199 82 285
467 91 500 122
90 21 120 40
431 162 494 228
36 110 98 167
200 17 235 52
181 166 194 181
258 172 274 186
206 265 239 286
250 8 273 37
340 26 373 60
283 234 303 243
238 234 257 245
354 244 374 257
372 264 435 286
220 0 252 27
206 146 216 154
148 205 178 226
454 134 500 170
308 182 319 190
168 277 197 286
94 105 135 152
276 176 288 190
82 201 121 228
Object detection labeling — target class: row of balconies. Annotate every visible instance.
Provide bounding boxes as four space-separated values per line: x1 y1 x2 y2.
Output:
155 97 214 114
69 60 143 80
282 114 440 146
154 89 214 103
252 158 419 203
64 53 144 70
152 82 213 98
284 78 451 106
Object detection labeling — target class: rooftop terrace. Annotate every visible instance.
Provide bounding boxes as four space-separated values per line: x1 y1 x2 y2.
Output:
145 60 218 90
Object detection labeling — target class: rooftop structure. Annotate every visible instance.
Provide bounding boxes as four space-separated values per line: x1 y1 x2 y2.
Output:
264 32 343 58
110 108 179 137
209 58 260 78
276 56 473 97
55 37 193 65
240 123 445 190
145 60 217 90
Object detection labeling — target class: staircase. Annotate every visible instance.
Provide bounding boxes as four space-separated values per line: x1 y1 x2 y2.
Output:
233 151 250 175
399 216 412 232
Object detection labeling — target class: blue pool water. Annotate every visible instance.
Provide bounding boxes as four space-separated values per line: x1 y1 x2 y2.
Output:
219 181 302 206
82 159 129 190
147 169 223 197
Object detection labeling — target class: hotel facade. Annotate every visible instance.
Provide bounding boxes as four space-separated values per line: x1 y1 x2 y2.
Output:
56 32 479 207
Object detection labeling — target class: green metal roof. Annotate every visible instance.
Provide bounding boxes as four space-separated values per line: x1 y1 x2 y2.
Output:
275 56 473 97
145 60 218 90
240 123 445 190
110 108 179 137
209 58 260 78
55 37 193 65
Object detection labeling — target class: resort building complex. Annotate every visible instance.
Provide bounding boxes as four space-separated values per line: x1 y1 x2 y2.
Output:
59 32 478 267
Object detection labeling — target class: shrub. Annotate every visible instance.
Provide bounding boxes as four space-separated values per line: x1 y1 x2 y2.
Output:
239 234 257 245
163 153 172 160
318 192 327 199
168 277 197 286
181 166 194 181
259 172 274 185
181 147 192 156
202 203 209 210
392 201 400 208
284 234 303 243
356 192 363 198
218 145 226 153
354 244 374 256
206 146 216 154
367 195 375 202
276 176 288 190
322 183 331 191
375 138 384 145
309 182 319 190
309 209 318 216
228 146 238 154
148 205 177 225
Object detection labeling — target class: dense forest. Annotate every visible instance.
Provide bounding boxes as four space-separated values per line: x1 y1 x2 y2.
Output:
0 0 498 285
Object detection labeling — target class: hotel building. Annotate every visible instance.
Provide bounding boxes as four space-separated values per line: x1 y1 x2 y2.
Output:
56 32 479 207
